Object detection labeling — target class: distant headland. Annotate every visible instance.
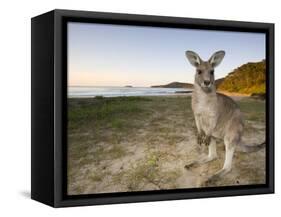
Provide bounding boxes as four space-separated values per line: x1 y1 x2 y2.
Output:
151 82 194 88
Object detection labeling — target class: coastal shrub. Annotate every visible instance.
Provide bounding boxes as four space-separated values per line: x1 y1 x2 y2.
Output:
218 60 265 94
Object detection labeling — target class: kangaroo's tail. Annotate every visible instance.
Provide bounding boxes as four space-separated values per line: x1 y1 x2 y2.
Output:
238 141 266 153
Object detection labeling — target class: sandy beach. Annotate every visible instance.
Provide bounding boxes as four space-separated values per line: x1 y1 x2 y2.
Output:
67 94 266 195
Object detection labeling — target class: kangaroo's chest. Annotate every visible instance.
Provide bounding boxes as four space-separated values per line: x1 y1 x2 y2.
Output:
192 93 219 132
192 95 218 116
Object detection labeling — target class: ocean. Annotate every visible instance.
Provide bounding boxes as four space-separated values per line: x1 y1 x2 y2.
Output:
68 86 192 98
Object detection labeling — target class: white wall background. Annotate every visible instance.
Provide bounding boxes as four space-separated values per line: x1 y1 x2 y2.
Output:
0 0 279 215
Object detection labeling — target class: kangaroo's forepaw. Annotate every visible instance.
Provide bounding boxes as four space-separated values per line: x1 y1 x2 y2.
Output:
203 135 211 146
197 133 205 146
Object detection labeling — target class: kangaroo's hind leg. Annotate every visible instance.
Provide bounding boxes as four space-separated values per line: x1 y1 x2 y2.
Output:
204 134 240 185
185 140 218 169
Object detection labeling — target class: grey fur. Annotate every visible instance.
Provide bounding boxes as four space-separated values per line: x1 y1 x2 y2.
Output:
185 50 265 184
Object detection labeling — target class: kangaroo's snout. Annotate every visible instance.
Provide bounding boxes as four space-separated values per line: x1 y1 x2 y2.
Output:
204 80 211 86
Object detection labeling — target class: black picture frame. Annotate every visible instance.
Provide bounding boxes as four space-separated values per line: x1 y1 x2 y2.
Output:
31 9 274 207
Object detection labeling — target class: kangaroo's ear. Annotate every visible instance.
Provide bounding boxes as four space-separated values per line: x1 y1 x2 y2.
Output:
185 51 202 67
208 50 225 68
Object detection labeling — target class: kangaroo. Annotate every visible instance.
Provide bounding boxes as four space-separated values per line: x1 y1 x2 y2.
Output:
184 50 265 184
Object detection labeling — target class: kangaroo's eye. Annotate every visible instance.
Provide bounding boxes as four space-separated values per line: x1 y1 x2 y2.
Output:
197 70 202 75
210 70 214 75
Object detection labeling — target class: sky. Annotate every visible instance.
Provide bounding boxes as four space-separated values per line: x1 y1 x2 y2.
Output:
67 22 266 87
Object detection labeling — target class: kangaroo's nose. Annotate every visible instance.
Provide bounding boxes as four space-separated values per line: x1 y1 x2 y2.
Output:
204 80 211 86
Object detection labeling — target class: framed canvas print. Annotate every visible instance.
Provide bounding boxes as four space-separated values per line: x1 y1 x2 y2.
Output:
31 9 274 207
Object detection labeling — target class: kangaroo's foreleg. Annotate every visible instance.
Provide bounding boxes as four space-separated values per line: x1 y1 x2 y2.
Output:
194 116 213 146
194 115 206 146
202 116 217 146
